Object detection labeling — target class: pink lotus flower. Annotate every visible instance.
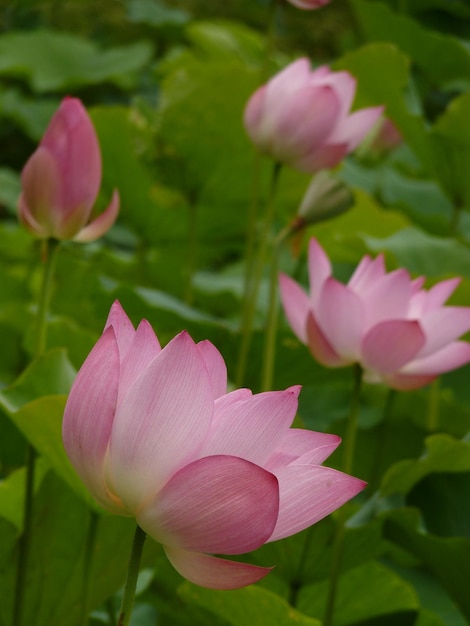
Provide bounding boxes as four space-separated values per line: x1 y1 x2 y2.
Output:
244 59 383 173
287 0 330 10
280 238 470 390
18 97 119 242
63 301 364 590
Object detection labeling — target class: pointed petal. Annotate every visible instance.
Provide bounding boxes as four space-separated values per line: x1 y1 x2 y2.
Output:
200 389 299 464
62 327 121 512
361 320 426 374
213 388 253 416
308 238 332 304
164 547 272 590
265 429 341 471
332 106 384 151
268 465 366 542
362 268 413 330
279 273 311 344
197 340 227 399
107 332 214 511
138 455 279 554
306 311 346 367
74 189 120 242
118 319 161 400
416 307 470 359
402 340 470 376
104 300 136 360
425 278 461 310
18 193 49 238
348 254 386 295
317 277 364 361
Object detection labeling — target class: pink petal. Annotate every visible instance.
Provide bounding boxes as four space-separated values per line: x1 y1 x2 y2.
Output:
424 278 461 311
308 238 332 305
197 340 227 399
361 268 413 330
137 455 279 554
316 277 364 360
316 70 356 119
213 388 253 416
294 142 349 172
74 189 120 243
62 327 122 513
106 332 214 511
118 319 161 401
104 300 136 361
348 254 386 295
268 465 366 542
402 340 470 376
332 106 384 151
200 389 299 464
164 547 272 590
18 193 49 238
265 429 341 471
243 86 267 147
382 372 436 391
361 320 426 374
306 311 347 367
279 273 311 344
416 307 470 359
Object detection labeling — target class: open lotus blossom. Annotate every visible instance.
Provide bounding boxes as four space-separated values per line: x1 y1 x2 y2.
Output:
243 58 383 173
280 238 470 390
63 301 365 590
18 97 119 242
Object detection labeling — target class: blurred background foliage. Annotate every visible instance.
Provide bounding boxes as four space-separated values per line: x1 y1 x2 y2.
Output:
0 0 470 625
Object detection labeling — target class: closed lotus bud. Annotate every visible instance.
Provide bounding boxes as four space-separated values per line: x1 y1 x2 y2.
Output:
18 97 119 242
297 171 354 226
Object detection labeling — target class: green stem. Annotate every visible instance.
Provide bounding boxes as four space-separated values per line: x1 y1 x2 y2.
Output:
184 192 199 306
323 364 363 626
368 388 396 494
426 378 440 432
80 511 99 626
261 239 281 391
117 525 147 626
12 237 60 626
236 162 282 387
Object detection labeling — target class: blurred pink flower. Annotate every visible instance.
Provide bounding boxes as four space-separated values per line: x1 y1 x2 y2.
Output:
18 97 119 242
288 0 330 9
280 238 470 390
244 59 383 172
63 301 364 590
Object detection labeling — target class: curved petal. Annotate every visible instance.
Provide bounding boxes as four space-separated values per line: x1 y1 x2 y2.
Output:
294 142 348 172
268 465 366 542
243 85 267 147
362 268 413 330
18 193 49 238
361 320 425 374
104 300 136 361
213 388 253 416
332 106 384 151
306 311 347 367
74 189 120 243
308 238 332 305
164 546 272 590
424 278 461 311
348 254 386 295
138 455 279 554
279 273 311 344
402 340 470 376
107 332 214 511
415 307 470 359
118 319 161 401
197 340 227 399
382 372 436 391
62 326 121 512
200 389 299 464
316 277 364 361
313 70 356 118
265 429 341 471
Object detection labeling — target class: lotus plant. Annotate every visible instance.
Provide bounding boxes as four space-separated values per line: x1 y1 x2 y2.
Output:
280 237 470 390
62 301 365 590
18 97 119 242
244 58 383 173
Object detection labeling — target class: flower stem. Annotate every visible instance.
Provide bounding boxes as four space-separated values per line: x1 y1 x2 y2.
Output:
12 237 60 626
117 525 147 626
80 511 99 626
236 162 282 387
323 364 363 626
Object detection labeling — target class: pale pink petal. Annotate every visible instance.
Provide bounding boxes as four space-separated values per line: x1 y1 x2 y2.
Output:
279 273 311 344
138 456 279 554
164 547 272 590
106 332 214 511
415 307 470 359
197 340 227 399
314 70 356 118
306 311 347 367
361 268 413 330
331 106 384 151
308 238 332 305
213 388 253 416
74 189 120 243
21 146 62 234
402 341 470 376
294 142 348 172
424 278 461 311
348 254 386 295
265 429 341 471
268 465 366 542
411 276 426 293
104 300 136 361
361 320 425 374
382 372 436 391
243 86 268 149
62 327 122 513
316 277 364 360
18 193 49 238
118 319 161 401
200 389 299 464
